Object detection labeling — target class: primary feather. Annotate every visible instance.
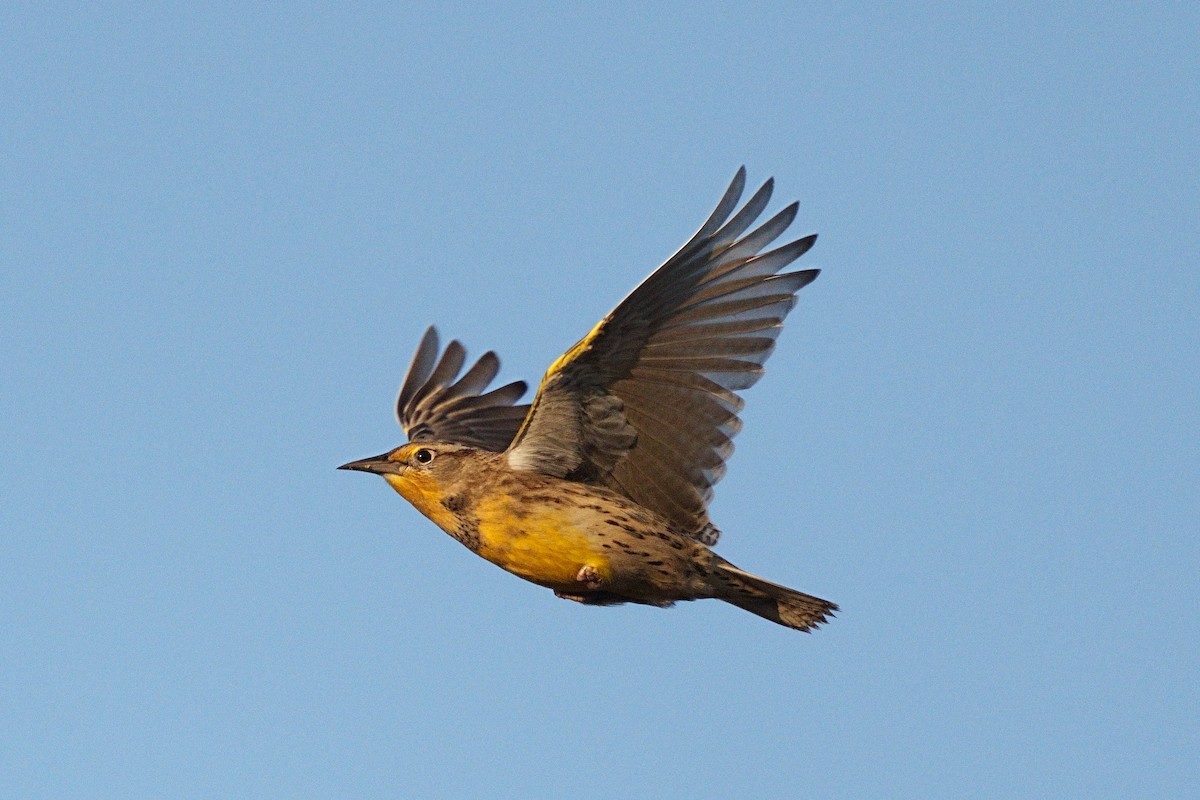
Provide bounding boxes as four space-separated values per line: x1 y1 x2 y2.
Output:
394 326 530 452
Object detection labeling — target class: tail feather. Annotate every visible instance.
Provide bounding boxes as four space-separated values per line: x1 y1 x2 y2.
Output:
714 560 837 632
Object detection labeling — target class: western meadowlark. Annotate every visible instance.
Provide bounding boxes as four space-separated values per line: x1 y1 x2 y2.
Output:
340 167 837 632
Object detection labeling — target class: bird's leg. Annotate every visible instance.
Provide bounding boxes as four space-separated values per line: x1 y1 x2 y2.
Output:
553 564 616 604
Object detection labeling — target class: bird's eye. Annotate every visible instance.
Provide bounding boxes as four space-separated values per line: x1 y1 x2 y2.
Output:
413 448 434 465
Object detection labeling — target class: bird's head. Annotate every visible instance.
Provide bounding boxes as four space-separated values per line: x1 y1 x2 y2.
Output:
339 442 481 521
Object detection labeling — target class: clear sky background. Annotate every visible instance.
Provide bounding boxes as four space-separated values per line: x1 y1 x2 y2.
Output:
3 4 1197 798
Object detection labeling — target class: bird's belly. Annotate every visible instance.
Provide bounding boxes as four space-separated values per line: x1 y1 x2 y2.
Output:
472 498 612 590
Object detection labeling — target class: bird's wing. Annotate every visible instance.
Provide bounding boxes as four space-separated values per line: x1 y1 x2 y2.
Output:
395 326 530 452
504 168 819 544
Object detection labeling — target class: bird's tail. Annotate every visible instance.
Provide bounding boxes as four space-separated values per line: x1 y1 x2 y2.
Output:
712 559 837 632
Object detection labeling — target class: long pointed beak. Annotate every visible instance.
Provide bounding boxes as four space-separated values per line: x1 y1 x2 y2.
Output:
338 452 404 475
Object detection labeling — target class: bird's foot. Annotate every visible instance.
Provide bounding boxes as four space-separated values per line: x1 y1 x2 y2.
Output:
575 564 604 589
554 589 628 606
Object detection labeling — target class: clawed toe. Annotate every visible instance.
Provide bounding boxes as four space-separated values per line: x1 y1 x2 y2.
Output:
575 564 604 588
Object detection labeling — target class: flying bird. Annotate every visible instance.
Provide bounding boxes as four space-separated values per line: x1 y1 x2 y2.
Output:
341 168 837 632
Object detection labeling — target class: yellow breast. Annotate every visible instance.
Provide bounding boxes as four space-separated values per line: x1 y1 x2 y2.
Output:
472 493 612 590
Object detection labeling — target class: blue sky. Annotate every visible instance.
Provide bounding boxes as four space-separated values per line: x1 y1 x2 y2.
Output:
3 4 1197 798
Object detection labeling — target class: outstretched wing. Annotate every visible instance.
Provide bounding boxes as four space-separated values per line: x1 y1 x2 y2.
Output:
505 168 819 544
395 326 530 452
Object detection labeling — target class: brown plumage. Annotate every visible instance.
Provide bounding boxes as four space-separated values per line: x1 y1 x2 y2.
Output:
341 167 837 632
